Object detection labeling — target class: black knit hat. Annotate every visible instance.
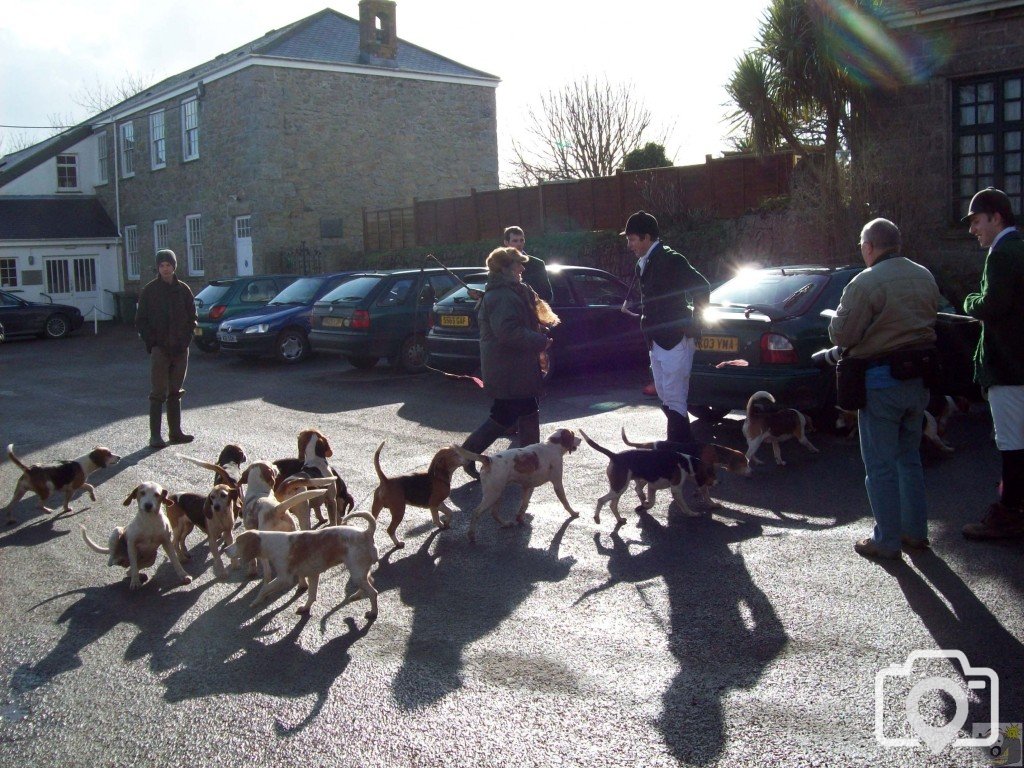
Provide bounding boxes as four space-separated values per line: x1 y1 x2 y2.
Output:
620 210 659 238
156 249 177 269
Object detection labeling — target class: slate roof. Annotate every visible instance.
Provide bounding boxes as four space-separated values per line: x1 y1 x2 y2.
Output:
0 197 118 240
0 125 93 190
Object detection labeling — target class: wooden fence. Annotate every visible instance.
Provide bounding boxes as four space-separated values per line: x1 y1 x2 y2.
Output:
363 151 797 252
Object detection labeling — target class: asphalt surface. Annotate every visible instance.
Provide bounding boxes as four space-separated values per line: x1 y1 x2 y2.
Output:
0 323 1021 768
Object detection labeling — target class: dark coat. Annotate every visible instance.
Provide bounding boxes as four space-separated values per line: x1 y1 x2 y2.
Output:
964 230 1024 387
136 275 197 355
637 242 710 350
522 254 553 304
478 272 549 399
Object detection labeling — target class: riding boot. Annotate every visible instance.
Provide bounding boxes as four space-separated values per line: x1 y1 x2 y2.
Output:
166 398 194 444
149 401 166 449
516 410 541 448
461 418 507 479
662 405 694 444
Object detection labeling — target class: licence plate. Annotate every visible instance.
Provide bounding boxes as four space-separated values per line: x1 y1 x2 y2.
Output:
440 314 470 328
322 316 345 328
193 327 202 337
217 332 237 343
699 335 739 353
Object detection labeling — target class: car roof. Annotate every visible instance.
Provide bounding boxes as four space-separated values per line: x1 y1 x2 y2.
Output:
743 264 863 275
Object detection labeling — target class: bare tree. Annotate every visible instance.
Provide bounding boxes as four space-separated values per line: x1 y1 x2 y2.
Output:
74 71 154 114
510 76 657 183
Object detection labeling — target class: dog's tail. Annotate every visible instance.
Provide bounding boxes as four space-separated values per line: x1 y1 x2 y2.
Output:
578 429 617 460
80 524 110 554
452 446 492 472
340 511 377 536
746 390 775 418
271 489 327 519
620 427 654 449
6 444 30 473
372 441 389 484
178 454 238 488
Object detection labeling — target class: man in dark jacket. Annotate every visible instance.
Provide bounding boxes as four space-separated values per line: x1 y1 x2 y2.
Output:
136 249 197 449
960 188 1024 539
622 210 710 443
503 226 553 304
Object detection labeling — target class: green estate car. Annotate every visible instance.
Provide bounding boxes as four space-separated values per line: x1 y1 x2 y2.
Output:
687 265 980 423
192 274 299 352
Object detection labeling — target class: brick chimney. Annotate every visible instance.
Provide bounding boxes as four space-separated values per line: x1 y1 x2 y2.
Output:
359 0 398 61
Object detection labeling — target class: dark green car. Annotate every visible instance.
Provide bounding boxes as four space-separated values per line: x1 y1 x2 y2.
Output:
192 274 299 352
687 265 979 422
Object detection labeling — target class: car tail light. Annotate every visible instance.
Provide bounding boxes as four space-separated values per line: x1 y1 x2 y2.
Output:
351 310 371 329
760 333 798 364
209 305 227 321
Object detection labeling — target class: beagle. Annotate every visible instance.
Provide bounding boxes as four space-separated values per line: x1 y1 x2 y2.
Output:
273 429 354 527
165 484 239 578
370 441 465 549
620 427 751 506
214 443 247 486
454 428 581 543
80 481 192 590
224 511 380 618
580 429 704 524
5 443 121 525
742 391 819 466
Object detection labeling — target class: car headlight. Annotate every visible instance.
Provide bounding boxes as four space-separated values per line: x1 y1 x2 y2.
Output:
244 324 270 334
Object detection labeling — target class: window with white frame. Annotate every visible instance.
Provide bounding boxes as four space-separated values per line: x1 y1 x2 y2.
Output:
181 97 199 161
124 225 140 280
149 110 166 169
186 215 204 274
154 219 168 253
0 257 17 287
119 121 135 178
97 131 109 184
56 154 78 190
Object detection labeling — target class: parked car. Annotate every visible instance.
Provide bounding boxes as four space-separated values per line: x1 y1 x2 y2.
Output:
426 265 648 379
686 265 980 422
192 274 299 352
309 267 481 372
0 289 84 340
216 272 354 363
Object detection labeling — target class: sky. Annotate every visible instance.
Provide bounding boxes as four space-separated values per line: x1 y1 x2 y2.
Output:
0 0 772 181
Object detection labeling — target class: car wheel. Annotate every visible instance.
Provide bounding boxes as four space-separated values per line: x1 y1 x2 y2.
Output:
347 355 379 370
43 313 71 339
276 329 310 364
688 405 729 423
393 334 428 373
194 337 219 353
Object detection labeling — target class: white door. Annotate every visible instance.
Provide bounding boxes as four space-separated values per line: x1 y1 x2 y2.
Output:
235 216 253 276
44 256 98 315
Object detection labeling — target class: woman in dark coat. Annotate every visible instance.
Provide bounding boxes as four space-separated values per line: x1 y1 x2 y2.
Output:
460 247 558 478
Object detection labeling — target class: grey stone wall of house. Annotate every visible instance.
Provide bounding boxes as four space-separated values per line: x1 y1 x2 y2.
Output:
96 64 497 290
860 5 1024 302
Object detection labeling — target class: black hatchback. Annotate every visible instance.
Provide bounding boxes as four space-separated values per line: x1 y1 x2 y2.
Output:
427 265 647 379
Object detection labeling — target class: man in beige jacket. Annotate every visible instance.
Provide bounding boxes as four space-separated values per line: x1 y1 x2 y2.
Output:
829 218 940 560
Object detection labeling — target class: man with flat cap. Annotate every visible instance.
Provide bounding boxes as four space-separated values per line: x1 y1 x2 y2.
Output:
960 187 1024 540
622 210 710 444
136 249 197 449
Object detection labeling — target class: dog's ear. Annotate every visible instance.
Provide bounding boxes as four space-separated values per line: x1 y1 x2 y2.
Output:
123 486 139 506
203 495 214 520
159 488 172 508
239 465 252 485
319 435 333 458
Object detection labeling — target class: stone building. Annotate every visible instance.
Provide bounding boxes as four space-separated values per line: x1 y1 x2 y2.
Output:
863 0 1024 297
1 2 498 308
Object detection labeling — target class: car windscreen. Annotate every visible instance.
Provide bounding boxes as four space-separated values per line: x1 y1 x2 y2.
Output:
194 284 232 305
435 281 486 307
317 276 383 304
268 277 326 305
711 271 828 314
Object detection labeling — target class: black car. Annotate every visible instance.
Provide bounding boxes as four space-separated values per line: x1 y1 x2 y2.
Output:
687 265 980 421
309 267 481 372
426 265 648 379
0 289 84 340
192 274 299 352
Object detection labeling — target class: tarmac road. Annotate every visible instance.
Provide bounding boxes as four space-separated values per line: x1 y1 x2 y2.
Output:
0 323 1021 768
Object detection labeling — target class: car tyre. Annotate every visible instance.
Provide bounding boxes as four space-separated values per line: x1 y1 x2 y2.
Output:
688 405 729 423
276 329 310 364
194 337 220 353
393 334 428 373
43 313 71 339
347 355 379 370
